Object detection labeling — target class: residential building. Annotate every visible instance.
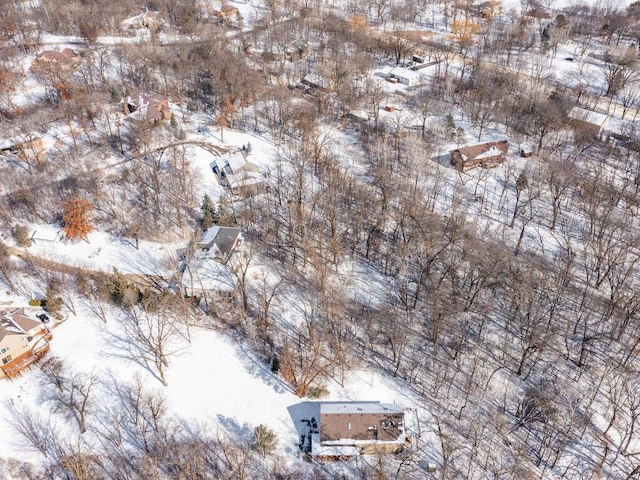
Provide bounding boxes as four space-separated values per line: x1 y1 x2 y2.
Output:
197 226 242 258
568 107 610 137
387 66 422 87
0 308 52 380
295 401 407 460
181 255 236 301
31 48 80 71
450 140 509 171
212 151 265 194
122 92 172 123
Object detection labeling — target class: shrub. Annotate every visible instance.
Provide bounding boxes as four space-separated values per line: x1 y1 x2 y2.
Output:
307 385 330 399
109 276 141 309
28 299 43 307
253 424 277 457
13 224 31 247
43 287 63 318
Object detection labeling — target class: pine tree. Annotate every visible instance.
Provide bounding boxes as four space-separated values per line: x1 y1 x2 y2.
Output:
62 198 93 242
201 194 216 230
253 424 277 457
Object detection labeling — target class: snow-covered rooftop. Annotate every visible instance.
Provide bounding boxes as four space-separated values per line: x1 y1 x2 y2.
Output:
320 401 403 415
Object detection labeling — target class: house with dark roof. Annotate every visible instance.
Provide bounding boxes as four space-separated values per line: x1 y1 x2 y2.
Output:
0 308 52 380
290 401 407 460
197 226 242 259
450 140 509 172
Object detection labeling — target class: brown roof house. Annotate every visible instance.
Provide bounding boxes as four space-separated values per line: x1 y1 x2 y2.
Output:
293 402 406 459
523 8 553 24
0 308 52 380
122 92 172 123
32 48 80 71
450 140 509 172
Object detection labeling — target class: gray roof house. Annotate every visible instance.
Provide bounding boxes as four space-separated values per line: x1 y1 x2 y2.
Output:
197 226 242 258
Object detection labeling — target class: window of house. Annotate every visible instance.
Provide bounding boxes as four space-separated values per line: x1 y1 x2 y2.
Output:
347 422 351 430
2 354 12 364
0 347 8 354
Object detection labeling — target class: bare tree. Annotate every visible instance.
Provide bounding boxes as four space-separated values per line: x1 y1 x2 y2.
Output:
117 307 183 386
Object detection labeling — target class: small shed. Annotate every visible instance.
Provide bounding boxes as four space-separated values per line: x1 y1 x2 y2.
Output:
520 145 534 158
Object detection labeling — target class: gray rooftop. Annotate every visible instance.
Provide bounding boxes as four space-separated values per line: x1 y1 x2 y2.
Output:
199 226 242 256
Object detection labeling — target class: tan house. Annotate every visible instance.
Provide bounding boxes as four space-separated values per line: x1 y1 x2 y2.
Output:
0 308 52 380
211 5 240 22
121 10 164 34
122 92 172 123
568 107 610 138
311 402 406 459
32 48 80 71
212 151 265 194
450 140 509 171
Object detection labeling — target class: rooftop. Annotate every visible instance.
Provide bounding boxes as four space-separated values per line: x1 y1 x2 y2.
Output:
320 401 404 415
200 226 242 256
568 107 609 127
453 140 509 161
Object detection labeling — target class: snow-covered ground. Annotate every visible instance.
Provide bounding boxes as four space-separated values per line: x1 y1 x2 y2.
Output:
0 294 425 467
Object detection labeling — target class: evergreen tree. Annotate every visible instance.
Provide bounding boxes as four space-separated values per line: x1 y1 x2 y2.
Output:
201 194 216 230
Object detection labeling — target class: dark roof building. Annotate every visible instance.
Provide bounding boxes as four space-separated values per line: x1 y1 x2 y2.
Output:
197 226 242 258
450 140 509 172
308 402 406 459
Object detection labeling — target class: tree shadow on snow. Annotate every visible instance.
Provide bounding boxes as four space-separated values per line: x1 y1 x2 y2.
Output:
231 340 295 396
216 414 253 444
99 322 166 386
